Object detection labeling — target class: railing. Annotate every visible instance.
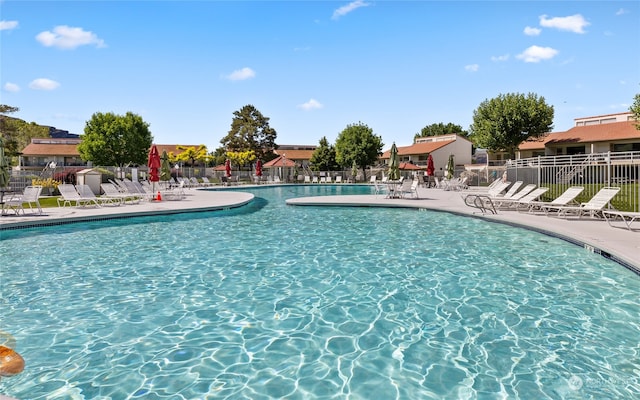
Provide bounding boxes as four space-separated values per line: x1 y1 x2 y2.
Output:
505 151 640 212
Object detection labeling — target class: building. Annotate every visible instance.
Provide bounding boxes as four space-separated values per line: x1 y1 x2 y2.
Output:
19 137 85 170
517 112 639 159
380 134 473 175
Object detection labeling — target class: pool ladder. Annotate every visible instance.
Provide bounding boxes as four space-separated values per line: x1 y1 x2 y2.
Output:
463 194 498 215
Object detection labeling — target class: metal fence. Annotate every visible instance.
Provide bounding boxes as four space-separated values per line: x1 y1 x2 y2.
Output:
504 151 640 212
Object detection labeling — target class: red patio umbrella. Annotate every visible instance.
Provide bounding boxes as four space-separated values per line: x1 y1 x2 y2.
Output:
255 159 262 177
148 144 161 187
426 154 435 176
225 159 231 178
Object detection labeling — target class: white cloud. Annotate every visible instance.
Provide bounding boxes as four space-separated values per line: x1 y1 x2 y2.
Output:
516 45 559 63
0 20 19 31
28 78 60 90
3 82 20 92
225 67 256 81
464 64 479 72
539 14 589 34
524 26 541 36
491 54 509 62
332 0 370 20
36 25 106 49
615 8 628 16
298 98 324 110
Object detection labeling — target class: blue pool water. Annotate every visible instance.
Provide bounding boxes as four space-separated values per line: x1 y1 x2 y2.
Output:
1 185 639 399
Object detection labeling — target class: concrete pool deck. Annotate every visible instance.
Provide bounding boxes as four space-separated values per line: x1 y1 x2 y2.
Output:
1 185 638 273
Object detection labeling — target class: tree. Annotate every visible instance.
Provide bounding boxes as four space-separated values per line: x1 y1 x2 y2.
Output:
78 111 153 166
219 105 278 163
0 105 49 160
470 92 554 158
226 150 256 170
630 93 640 130
175 145 209 167
334 122 383 179
309 136 338 171
414 122 468 140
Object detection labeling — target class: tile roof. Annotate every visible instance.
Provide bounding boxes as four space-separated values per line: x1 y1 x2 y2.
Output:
263 155 297 167
381 140 454 158
274 149 315 160
399 162 422 170
21 143 81 156
544 120 639 145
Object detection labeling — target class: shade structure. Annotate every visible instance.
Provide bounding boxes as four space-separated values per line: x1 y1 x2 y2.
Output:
0 136 9 189
148 145 161 183
225 159 231 178
255 159 262 177
160 150 172 181
426 154 435 176
387 142 400 181
399 162 421 171
446 154 455 179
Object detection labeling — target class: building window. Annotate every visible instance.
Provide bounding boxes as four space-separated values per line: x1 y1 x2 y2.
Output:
612 143 640 152
566 146 585 155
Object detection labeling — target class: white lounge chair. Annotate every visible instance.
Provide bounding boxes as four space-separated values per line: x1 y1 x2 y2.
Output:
603 210 640 231
101 182 142 204
542 187 621 218
4 185 43 215
505 187 550 210
525 186 584 214
492 184 537 208
335 176 342 184
76 184 121 206
57 184 101 208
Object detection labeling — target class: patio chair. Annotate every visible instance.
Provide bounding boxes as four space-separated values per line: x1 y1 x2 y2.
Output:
542 187 621 218
4 185 43 215
335 176 342 184
398 179 419 199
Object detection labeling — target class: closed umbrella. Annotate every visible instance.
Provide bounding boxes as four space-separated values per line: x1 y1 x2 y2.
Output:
160 150 172 182
388 142 400 181
225 159 231 178
426 154 435 177
147 145 161 193
446 154 455 179
255 159 262 183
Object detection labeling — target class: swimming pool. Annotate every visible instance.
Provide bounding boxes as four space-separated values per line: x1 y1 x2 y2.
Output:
1 185 639 399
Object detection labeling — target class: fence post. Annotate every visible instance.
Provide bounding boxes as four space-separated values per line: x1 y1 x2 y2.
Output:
606 151 611 186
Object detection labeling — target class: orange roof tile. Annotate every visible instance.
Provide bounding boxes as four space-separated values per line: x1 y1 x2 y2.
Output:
263 155 297 167
21 143 80 156
274 149 315 160
399 162 422 170
381 140 453 158
545 120 639 145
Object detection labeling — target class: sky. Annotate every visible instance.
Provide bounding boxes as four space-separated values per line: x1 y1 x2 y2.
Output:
1 1 639 152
